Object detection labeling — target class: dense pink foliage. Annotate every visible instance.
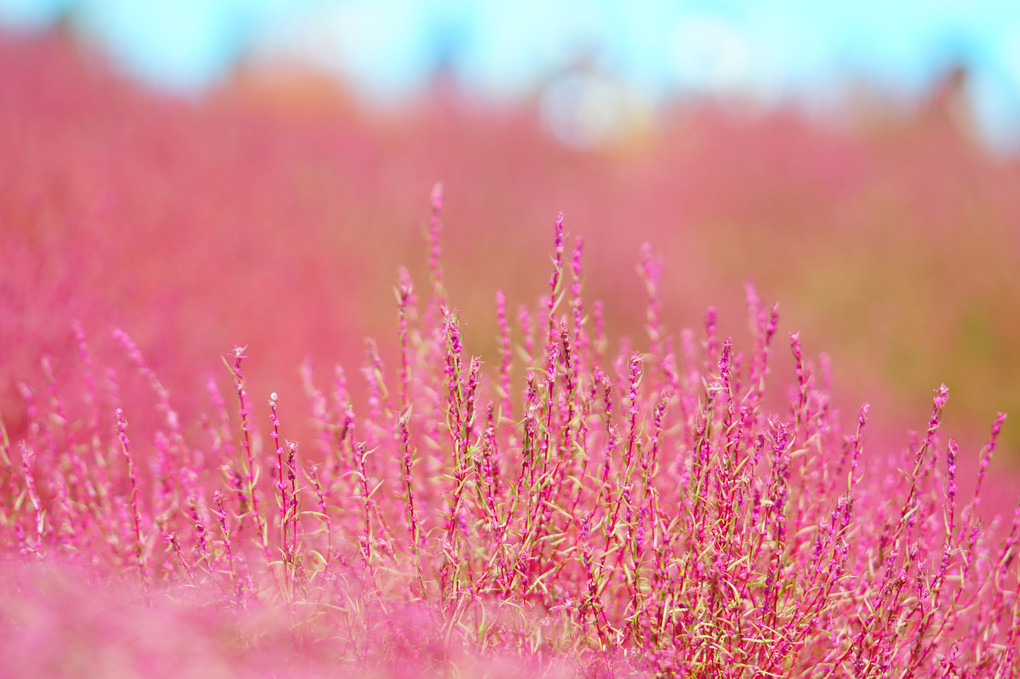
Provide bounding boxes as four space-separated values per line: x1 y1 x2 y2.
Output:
2 34 1020 677
4 194 1020 675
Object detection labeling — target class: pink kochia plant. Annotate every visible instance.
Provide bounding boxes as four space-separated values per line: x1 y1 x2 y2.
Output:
1 188 1018 678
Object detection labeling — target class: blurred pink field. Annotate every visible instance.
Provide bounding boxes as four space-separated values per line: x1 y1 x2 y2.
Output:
5 33 1020 457
2 33 1020 677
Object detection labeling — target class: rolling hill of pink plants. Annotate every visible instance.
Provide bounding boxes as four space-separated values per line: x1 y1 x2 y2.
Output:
2 33 1020 677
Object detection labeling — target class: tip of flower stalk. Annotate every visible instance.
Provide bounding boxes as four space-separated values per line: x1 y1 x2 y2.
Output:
744 278 760 301
398 283 413 302
269 392 278 407
431 182 443 211
991 411 1007 438
552 213 565 257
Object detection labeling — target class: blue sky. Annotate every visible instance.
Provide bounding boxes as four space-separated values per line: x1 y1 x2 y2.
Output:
3 1 1019 148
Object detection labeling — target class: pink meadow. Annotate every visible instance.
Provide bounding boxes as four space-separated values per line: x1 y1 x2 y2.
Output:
3 186 1018 677
2 34 1019 679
